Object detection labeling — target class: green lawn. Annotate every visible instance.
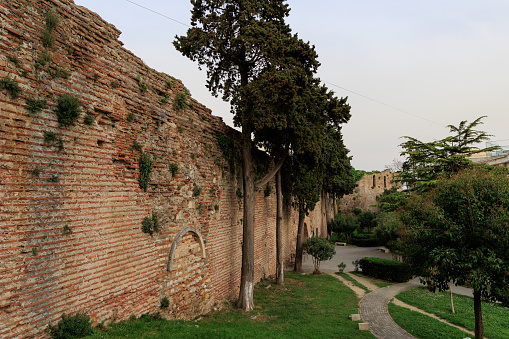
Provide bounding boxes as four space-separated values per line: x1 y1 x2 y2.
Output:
389 303 471 339
87 272 374 338
395 287 509 339
348 271 394 288
336 272 370 293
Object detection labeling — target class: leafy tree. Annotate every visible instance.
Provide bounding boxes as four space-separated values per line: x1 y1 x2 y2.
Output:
357 211 377 230
174 0 320 311
329 213 359 243
374 211 403 252
399 116 498 193
376 186 408 212
400 166 509 339
303 236 336 274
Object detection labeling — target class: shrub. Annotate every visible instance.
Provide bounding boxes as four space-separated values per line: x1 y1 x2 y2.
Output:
127 112 135 122
359 257 412 282
337 262 346 273
55 94 81 126
160 297 169 309
138 153 154 191
25 98 47 114
328 214 359 243
48 313 93 339
83 114 94 125
375 211 403 249
173 90 190 111
135 75 147 92
264 183 272 197
0 77 21 99
141 211 159 235
169 164 178 177
358 211 378 230
350 233 383 247
43 131 64 152
193 184 202 197
303 236 336 274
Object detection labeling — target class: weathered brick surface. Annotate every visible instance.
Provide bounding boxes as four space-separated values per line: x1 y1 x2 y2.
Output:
339 169 399 213
0 1 330 337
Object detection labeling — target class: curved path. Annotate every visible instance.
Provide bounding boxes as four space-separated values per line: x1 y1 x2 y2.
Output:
359 281 420 339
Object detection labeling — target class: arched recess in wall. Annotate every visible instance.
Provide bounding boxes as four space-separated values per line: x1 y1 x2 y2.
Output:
167 226 207 272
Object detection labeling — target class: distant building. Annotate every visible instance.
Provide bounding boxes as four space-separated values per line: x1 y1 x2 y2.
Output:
338 169 400 213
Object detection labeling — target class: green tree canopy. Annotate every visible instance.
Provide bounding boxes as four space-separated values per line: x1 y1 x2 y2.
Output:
399 116 498 193
400 166 509 339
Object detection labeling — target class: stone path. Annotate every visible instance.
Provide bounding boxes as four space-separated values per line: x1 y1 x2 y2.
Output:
359 281 421 339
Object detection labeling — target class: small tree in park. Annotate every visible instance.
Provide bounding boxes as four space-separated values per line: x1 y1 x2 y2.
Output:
303 236 336 274
400 166 509 339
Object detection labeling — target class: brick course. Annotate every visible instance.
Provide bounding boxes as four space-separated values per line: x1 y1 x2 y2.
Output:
0 1 330 337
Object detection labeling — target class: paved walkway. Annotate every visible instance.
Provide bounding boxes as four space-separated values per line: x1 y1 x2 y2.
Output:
359 281 420 339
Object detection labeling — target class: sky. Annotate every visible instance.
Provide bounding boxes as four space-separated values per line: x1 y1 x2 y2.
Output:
74 0 509 171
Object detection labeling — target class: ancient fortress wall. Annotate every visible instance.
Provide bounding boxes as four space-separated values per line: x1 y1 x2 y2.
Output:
339 169 398 213
0 1 329 337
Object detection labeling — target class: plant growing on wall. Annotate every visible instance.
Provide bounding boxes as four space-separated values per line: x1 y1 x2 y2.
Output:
135 75 147 93
43 131 64 152
0 77 21 99
54 94 81 126
169 164 178 177
193 184 202 197
141 211 159 235
126 111 135 122
25 98 47 114
173 90 190 111
83 114 94 125
138 153 154 191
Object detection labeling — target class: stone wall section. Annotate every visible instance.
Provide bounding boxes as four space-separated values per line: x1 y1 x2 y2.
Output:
0 1 328 337
338 169 399 213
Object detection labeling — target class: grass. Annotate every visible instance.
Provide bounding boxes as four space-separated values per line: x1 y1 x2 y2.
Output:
389 303 471 339
348 271 393 288
395 287 509 339
86 272 374 338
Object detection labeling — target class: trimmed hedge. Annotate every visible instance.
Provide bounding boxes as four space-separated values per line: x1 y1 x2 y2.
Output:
351 234 383 247
359 257 412 282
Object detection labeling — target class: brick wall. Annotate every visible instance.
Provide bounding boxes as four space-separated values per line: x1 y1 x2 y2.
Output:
339 169 399 213
0 1 330 337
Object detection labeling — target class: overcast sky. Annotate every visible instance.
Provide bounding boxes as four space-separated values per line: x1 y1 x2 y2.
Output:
74 0 509 171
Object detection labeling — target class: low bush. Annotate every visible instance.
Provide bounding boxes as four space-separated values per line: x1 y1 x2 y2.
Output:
303 236 336 274
350 232 383 247
0 77 21 99
55 94 81 126
359 257 412 282
49 313 93 339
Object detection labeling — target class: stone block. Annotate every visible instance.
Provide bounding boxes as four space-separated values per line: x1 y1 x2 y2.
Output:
359 323 369 331
349 314 361 321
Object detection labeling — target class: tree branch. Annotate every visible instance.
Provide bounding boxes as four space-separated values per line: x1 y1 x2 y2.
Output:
255 155 287 189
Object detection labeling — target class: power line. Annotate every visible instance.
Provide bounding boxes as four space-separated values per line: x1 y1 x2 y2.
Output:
123 0 191 27
324 81 444 127
121 0 445 128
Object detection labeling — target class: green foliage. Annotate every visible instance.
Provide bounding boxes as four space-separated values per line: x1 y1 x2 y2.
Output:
337 262 346 273
25 98 47 114
263 183 272 197
352 208 362 216
49 174 59 182
399 116 497 193
8 55 20 66
350 233 382 247
62 225 73 235
173 90 189 110
350 169 380 183
43 131 64 152
48 313 93 339
159 93 169 104
32 247 37 255
303 236 336 274
30 167 41 177
359 257 412 282
138 153 154 191
83 114 94 125
49 67 70 79
193 184 202 197
130 140 142 152
214 204 219 211
375 212 403 251
376 186 407 212
38 50 52 66
126 112 135 122
165 78 175 88
0 77 21 99
42 29 56 48
400 166 509 301
135 75 147 92
141 212 159 235
54 94 81 127
110 81 120 88
357 211 377 230
45 9 60 31
168 164 178 177
328 213 359 243
160 297 169 309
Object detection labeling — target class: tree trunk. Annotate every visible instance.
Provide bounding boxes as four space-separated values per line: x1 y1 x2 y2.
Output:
449 281 455 314
474 288 484 339
294 207 305 273
324 191 331 240
276 170 284 285
237 130 255 312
